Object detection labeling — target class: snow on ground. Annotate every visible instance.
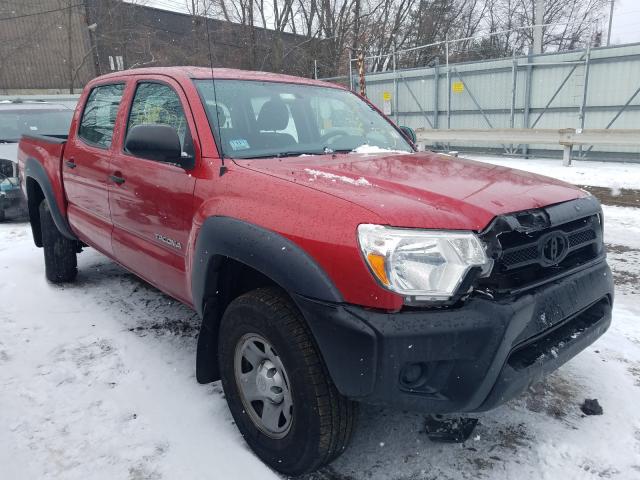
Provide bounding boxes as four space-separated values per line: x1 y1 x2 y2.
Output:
467 154 640 191
0 223 277 480
1 156 640 480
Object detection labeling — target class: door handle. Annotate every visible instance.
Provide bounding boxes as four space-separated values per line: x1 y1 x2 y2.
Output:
109 174 125 185
65 160 77 169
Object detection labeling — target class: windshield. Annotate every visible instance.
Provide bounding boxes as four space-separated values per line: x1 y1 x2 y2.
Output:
194 80 412 159
0 108 73 142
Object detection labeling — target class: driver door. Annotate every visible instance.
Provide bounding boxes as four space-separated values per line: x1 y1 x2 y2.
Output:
109 78 198 303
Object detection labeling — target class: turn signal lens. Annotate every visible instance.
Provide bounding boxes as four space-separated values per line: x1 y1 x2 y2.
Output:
367 252 390 286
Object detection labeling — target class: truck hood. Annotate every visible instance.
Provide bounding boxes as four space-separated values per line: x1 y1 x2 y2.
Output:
0 143 18 163
238 151 587 231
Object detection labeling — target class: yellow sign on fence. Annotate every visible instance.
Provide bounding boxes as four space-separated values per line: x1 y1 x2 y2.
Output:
382 91 392 115
452 81 464 93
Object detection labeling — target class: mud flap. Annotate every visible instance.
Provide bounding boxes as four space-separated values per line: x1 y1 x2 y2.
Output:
196 300 221 384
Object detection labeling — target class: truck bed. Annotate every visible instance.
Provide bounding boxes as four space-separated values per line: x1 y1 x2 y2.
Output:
21 133 68 144
18 133 69 239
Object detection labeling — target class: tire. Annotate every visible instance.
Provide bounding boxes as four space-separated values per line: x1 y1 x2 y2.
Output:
0 208 5 222
39 199 77 283
218 287 357 475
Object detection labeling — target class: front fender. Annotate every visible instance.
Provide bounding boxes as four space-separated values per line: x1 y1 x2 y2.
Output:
191 216 343 317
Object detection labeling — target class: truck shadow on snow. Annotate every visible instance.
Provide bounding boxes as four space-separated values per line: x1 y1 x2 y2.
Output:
70 255 200 339
65 251 608 480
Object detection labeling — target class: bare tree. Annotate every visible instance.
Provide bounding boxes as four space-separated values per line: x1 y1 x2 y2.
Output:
2 0 610 93
164 0 609 76
481 0 607 56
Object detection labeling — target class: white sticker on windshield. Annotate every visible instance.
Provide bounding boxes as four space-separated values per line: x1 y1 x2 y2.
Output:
229 139 250 151
29 126 38 131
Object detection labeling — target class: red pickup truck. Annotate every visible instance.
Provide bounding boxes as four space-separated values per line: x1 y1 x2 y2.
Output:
18 67 612 475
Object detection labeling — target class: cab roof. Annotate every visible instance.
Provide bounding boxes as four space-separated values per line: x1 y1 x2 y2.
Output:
94 66 344 90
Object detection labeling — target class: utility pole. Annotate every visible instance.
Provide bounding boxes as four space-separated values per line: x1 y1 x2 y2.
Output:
533 0 544 55
607 0 616 46
191 0 198 63
67 0 74 93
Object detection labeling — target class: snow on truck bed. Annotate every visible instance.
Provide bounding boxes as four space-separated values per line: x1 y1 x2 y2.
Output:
1 156 640 480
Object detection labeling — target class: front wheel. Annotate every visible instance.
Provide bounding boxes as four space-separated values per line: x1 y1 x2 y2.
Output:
218 287 357 475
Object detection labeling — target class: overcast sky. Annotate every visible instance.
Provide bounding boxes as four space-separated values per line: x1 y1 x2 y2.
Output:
146 0 640 46
610 0 640 44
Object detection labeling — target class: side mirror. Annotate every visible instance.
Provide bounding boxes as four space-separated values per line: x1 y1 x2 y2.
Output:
125 124 192 168
399 126 417 144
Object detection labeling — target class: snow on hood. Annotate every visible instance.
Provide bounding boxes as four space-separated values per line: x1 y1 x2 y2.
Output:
350 144 411 155
304 168 371 186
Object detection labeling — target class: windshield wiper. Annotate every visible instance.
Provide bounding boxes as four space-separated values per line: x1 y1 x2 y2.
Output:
320 146 360 154
238 151 325 160
234 147 362 160
275 151 320 158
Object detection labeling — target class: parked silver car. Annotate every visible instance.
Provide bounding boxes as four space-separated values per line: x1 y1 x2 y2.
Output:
0 100 74 221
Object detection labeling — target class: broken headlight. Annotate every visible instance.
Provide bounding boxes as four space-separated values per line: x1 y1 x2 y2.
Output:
358 224 492 301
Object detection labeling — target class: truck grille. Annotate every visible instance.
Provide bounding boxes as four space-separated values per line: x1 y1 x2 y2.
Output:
478 199 604 294
499 214 600 271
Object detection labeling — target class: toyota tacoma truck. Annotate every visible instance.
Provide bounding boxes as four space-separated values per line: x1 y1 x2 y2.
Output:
18 67 613 475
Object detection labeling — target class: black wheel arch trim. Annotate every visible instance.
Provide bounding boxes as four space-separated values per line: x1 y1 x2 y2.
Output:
24 157 77 241
191 216 343 318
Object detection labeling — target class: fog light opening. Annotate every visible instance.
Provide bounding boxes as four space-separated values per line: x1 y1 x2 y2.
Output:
400 362 425 387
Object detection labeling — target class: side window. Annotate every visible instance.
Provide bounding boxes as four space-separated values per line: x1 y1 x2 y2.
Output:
127 82 194 157
78 84 125 148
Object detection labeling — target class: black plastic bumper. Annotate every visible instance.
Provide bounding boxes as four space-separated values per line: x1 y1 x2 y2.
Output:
295 260 613 413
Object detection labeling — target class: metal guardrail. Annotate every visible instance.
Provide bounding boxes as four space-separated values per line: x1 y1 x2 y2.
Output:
0 94 80 107
415 128 640 165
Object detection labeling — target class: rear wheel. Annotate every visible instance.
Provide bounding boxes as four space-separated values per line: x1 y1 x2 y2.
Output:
39 200 77 283
218 287 357 475
0 208 5 222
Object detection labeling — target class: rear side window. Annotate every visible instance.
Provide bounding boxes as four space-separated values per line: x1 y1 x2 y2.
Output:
78 84 125 148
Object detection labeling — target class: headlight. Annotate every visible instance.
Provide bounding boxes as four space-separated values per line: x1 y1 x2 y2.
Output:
357 224 492 301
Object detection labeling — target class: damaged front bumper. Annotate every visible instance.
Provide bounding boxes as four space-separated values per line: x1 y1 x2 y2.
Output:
296 259 613 413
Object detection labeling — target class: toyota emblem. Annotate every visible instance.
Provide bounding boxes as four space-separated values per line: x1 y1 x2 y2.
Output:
540 231 569 266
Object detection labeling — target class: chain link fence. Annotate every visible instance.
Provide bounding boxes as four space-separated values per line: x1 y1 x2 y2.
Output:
320 29 640 161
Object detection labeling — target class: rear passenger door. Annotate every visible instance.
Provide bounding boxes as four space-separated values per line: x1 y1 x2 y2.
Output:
64 83 125 254
109 79 198 303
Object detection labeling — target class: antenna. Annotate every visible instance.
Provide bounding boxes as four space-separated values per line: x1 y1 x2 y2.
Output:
204 7 226 175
